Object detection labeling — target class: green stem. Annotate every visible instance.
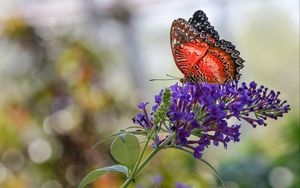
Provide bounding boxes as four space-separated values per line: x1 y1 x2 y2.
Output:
134 144 161 176
120 176 134 188
167 146 225 188
120 127 156 188
131 127 156 177
120 133 175 188
135 134 175 176
119 144 160 188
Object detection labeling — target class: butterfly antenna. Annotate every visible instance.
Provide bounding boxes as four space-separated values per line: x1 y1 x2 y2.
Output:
150 74 182 81
166 74 181 79
149 78 178 81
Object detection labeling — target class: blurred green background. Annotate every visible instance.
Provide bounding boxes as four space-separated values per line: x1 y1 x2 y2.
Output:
0 0 299 188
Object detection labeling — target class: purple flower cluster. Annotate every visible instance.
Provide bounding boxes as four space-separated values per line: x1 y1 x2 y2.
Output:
133 81 290 158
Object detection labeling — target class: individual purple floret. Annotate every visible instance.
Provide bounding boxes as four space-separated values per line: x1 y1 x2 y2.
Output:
133 81 290 158
175 182 192 188
153 175 163 185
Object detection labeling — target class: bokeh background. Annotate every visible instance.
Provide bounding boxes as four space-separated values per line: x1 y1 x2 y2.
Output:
0 0 299 188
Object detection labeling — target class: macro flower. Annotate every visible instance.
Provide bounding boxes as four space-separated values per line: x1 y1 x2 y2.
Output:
133 81 290 158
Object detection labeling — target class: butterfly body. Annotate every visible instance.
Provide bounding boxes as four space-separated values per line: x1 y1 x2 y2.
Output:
170 10 244 84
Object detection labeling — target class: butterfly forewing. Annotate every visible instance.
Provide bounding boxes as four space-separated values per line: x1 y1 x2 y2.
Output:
170 19 209 82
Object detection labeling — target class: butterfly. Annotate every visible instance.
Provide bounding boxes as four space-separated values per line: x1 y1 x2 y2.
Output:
170 10 244 84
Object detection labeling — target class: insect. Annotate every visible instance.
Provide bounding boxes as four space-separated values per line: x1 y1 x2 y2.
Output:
170 10 244 84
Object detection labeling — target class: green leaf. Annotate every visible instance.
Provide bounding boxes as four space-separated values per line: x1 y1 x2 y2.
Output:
92 132 125 149
110 133 140 169
78 165 128 188
92 129 147 149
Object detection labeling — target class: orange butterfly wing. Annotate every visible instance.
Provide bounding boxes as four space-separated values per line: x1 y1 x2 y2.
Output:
170 10 244 84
